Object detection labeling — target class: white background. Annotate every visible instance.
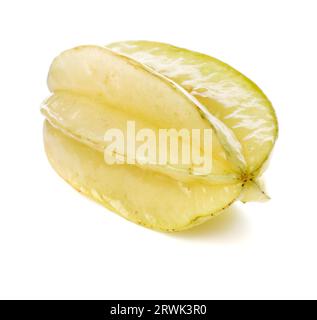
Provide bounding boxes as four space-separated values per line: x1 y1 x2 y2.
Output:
0 0 316 300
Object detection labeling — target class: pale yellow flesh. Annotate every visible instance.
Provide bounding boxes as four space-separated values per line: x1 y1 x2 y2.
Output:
107 41 278 174
44 121 242 231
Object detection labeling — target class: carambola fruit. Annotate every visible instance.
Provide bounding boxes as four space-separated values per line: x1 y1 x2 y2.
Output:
41 42 278 231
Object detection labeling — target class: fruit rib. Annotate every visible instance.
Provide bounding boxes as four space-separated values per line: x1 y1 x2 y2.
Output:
42 92 240 184
44 121 242 231
107 41 278 174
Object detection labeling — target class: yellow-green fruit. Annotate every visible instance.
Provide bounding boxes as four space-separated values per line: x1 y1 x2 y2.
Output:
41 43 278 231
